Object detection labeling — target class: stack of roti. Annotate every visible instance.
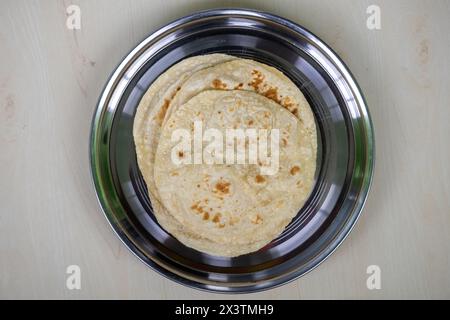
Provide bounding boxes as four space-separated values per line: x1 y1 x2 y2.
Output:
133 54 317 257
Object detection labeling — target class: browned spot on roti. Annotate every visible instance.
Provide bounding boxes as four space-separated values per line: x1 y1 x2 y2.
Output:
170 86 182 99
282 138 288 147
155 99 170 123
178 151 184 158
255 175 266 183
191 202 205 215
212 213 222 223
212 79 227 89
214 181 231 195
290 166 300 175
202 212 209 220
248 69 264 90
281 97 296 112
251 214 263 224
263 87 281 104
234 82 244 89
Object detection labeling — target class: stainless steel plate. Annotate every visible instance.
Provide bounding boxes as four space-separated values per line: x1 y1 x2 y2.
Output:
90 8 374 293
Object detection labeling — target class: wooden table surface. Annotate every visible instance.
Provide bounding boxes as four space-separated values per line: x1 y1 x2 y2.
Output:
0 0 449 299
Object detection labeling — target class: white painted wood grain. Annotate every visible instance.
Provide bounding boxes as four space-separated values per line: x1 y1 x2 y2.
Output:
0 0 449 299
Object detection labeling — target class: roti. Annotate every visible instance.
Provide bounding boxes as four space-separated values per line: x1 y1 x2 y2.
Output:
133 54 317 257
